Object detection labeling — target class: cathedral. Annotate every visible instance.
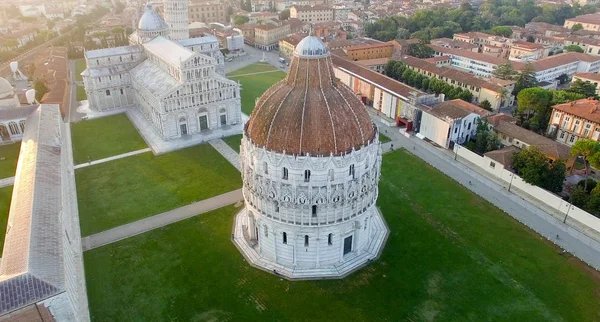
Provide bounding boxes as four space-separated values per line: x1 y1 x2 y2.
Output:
233 34 389 279
82 1 241 141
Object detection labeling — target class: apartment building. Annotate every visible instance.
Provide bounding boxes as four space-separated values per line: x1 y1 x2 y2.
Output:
564 13 600 31
428 44 505 78
254 21 291 50
343 42 394 61
290 5 334 23
509 41 549 61
247 11 278 23
189 2 228 24
399 55 515 111
453 31 512 59
548 98 600 145
430 38 479 52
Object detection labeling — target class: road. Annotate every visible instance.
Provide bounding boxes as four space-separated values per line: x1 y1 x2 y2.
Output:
372 116 600 270
224 45 288 74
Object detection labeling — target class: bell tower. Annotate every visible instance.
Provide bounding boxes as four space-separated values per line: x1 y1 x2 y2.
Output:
163 0 189 40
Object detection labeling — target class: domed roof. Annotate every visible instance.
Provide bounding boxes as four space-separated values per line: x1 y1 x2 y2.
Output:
0 77 14 99
138 3 169 32
245 35 376 156
294 35 329 58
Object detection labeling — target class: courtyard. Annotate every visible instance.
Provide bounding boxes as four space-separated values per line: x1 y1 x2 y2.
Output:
0 143 21 179
83 149 600 321
226 63 286 115
75 143 241 236
71 114 147 165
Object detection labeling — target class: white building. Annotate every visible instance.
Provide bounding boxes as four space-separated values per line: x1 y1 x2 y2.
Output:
419 99 491 149
227 32 245 52
0 77 36 144
164 0 189 40
82 2 239 141
233 35 389 279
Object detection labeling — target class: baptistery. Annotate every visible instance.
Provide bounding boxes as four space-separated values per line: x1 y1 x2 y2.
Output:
232 34 389 279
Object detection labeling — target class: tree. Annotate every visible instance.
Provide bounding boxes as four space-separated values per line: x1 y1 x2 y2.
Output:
489 26 513 37
571 186 590 208
473 119 500 153
279 9 290 20
233 15 249 25
512 147 566 193
585 185 600 217
492 61 517 80
406 43 434 58
479 100 492 111
567 79 597 98
564 44 584 53
572 23 584 31
570 139 600 191
33 79 48 102
527 35 535 43
513 62 538 95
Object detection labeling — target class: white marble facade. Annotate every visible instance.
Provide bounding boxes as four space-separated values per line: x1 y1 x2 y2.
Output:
82 1 237 141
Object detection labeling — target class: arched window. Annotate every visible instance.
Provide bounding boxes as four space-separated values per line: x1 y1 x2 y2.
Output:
328 233 333 245
282 167 288 180
364 218 368 230
105 89 111 96
349 164 355 178
304 170 311 182
19 120 25 133
8 122 19 135
264 225 268 237
312 205 317 217
282 232 287 244
274 201 279 213
263 161 268 174
120 88 124 95
328 169 334 181
304 235 309 247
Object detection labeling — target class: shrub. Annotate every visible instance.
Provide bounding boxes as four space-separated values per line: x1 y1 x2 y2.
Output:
577 179 597 194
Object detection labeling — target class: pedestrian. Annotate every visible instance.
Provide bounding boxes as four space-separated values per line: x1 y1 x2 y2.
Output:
390 144 394 151
469 180 472 185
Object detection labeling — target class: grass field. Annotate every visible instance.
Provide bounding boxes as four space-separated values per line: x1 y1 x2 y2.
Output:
223 134 242 153
76 86 87 101
75 58 86 82
227 63 286 115
71 114 147 165
0 187 12 253
379 133 391 143
83 149 600 321
76 144 241 236
0 143 20 179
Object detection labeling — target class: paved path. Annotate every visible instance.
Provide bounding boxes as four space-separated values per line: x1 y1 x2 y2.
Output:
370 113 600 270
228 69 283 78
0 176 14 188
74 148 151 169
82 189 243 251
209 139 241 171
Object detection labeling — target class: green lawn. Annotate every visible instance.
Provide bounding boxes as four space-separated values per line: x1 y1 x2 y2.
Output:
76 85 87 101
76 144 241 236
227 62 278 76
228 63 286 115
0 143 21 179
83 149 600 321
71 114 147 165
223 134 242 153
0 187 12 253
379 133 391 143
75 58 86 82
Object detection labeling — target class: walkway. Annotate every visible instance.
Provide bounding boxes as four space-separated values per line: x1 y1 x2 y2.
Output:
209 139 241 171
227 69 283 78
0 176 14 188
74 148 151 169
82 189 243 251
370 113 600 270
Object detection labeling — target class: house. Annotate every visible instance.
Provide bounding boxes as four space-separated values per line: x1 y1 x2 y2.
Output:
509 41 549 61
548 98 600 145
484 146 520 170
289 5 334 23
419 99 492 149
564 13 600 32
489 114 573 168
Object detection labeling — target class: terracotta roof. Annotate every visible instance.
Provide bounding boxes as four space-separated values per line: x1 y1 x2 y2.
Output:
280 32 306 46
491 120 571 160
484 146 519 168
486 113 516 126
344 42 392 51
427 44 507 66
355 57 390 67
428 99 492 120
529 52 600 72
566 13 600 25
552 98 600 123
291 4 332 11
512 40 545 50
331 54 426 100
245 37 375 156
574 72 600 82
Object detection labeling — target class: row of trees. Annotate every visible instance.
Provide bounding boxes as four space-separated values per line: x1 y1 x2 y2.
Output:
384 60 473 102
569 140 600 217
365 0 599 42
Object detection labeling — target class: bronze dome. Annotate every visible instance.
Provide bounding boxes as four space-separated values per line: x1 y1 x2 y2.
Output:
245 36 376 156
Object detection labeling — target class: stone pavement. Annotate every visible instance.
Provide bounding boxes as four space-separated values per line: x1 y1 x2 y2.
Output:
209 139 241 171
0 176 14 188
370 112 600 270
74 148 151 169
82 189 243 251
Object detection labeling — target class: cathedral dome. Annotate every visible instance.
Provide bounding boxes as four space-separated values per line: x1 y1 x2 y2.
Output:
245 35 375 156
137 3 169 32
0 77 14 99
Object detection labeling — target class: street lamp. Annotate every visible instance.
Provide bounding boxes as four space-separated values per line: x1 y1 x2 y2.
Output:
563 204 572 223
